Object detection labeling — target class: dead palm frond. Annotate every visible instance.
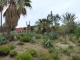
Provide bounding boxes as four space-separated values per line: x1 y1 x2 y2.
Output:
5 2 18 27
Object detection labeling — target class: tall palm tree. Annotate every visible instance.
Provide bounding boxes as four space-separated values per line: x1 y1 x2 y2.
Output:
47 11 61 31
62 12 76 33
53 14 61 26
3 0 32 37
47 11 53 26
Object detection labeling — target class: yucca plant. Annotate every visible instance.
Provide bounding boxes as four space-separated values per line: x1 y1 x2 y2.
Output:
42 38 53 48
48 32 58 39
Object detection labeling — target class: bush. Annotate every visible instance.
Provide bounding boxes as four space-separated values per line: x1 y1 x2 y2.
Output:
75 27 80 40
42 38 53 48
36 34 41 39
68 45 74 49
0 35 7 44
1 32 7 38
19 32 27 36
69 35 73 41
10 50 17 57
11 31 20 40
48 48 54 53
72 55 80 60
8 44 16 50
15 53 33 60
20 36 31 42
37 52 50 60
0 45 10 56
51 52 59 60
26 49 36 57
62 49 71 56
48 32 58 39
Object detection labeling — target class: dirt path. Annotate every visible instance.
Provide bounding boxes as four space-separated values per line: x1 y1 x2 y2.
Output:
55 42 76 49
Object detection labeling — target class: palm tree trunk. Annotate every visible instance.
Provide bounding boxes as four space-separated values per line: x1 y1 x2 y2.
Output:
1 10 2 33
7 26 11 39
0 0 2 33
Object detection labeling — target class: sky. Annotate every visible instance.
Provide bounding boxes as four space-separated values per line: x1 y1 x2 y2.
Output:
0 0 80 28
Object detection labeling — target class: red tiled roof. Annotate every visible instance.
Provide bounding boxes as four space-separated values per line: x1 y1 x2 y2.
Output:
15 28 23 33
15 27 28 33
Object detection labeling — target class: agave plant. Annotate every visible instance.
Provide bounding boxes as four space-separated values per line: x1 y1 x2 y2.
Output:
42 38 53 48
0 35 7 44
48 32 58 39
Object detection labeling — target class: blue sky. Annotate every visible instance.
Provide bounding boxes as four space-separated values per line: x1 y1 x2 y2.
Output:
0 0 80 28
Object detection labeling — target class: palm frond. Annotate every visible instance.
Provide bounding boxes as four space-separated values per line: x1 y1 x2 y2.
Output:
22 8 27 15
25 2 32 8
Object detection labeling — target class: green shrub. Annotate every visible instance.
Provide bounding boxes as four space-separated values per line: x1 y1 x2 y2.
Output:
20 36 31 42
15 53 33 60
48 32 58 39
36 34 41 39
37 52 50 60
8 44 16 50
0 35 7 44
19 32 26 36
72 55 80 60
75 27 80 40
1 32 7 38
42 38 53 48
51 52 59 60
19 32 32 37
26 49 36 57
68 45 74 49
10 50 17 57
62 49 71 56
11 31 20 40
48 48 54 53
0 45 10 56
69 35 73 41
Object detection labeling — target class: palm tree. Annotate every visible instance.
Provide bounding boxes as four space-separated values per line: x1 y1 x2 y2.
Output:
47 11 53 26
36 18 52 33
3 0 32 37
47 11 61 31
62 12 76 33
53 14 61 26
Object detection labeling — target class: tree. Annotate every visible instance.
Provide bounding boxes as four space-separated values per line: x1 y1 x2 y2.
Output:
47 11 53 26
36 18 52 33
53 14 61 27
47 11 61 30
3 0 32 37
74 22 80 40
62 12 76 34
